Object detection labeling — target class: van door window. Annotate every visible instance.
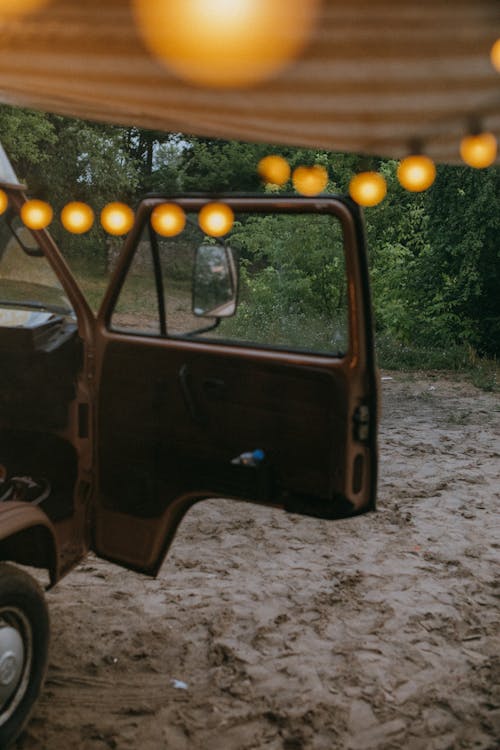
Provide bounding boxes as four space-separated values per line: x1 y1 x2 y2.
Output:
111 212 349 358
111 226 161 336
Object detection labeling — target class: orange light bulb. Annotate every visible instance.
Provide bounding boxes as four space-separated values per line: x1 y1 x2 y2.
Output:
20 199 53 230
292 164 328 196
151 203 186 237
490 38 500 72
198 202 234 237
460 132 497 169
132 0 320 88
0 0 49 18
100 202 135 236
61 201 94 234
397 155 436 192
349 172 387 207
0 190 8 215
257 155 291 186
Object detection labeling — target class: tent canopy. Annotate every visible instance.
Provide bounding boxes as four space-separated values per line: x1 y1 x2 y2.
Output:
0 0 498 163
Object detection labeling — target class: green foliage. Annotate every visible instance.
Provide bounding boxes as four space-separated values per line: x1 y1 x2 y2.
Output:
0 105 56 170
178 137 269 192
423 165 500 356
0 107 139 207
0 106 142 263
359 159 500 360
220 213 348 354
231 213 345 316
469 357 499 392
376 335 471 370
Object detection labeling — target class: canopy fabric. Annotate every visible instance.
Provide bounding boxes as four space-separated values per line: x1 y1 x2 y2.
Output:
0 0 498 163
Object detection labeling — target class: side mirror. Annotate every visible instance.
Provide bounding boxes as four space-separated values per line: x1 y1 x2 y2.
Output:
7 213 43 258
193 243 237 318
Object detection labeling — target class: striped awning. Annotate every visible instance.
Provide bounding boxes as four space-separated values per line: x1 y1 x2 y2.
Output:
0 0 498 163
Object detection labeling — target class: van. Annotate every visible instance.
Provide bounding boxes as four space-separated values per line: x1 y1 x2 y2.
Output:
0 148 377 747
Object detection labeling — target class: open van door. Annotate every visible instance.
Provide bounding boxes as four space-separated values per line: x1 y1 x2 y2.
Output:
92 195 378 575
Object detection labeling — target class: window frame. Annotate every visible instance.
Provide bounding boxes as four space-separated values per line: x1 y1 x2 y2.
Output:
104 195 359 362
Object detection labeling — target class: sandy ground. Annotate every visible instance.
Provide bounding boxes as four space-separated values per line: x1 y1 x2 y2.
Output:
15 374 500 750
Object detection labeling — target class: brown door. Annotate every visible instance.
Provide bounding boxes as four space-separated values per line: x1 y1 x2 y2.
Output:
92 196 378 575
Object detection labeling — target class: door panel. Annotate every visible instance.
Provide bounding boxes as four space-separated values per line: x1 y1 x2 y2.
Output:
93 196 377 574
98 340 349 512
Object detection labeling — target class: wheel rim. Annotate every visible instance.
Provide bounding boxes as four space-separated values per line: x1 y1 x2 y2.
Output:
0 606 33 726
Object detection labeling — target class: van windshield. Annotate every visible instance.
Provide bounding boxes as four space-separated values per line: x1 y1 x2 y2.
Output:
0 213 73 317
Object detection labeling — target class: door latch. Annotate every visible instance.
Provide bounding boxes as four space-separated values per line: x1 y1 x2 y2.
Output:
353 405 370 442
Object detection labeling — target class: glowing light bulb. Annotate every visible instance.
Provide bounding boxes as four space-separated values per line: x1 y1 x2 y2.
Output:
21 199 53 230
0 0 49 18
198 202 234 236
151 203 186 236
0 190 8 215
349 172 387 207
460 132 497 169
292 165 328 196
491 38 500 72
257 155 291 186
397 155 436 192
61 201 94 234
132 0 320 88
100 202 134 236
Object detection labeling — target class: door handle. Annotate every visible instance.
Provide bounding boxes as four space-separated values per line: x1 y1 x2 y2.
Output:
203 378 226 398
179 364 205 424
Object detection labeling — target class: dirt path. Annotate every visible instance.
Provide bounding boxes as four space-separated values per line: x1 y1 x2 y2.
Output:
16 374 500 750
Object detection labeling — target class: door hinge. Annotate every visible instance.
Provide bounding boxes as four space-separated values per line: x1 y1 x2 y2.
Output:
353 405 370 442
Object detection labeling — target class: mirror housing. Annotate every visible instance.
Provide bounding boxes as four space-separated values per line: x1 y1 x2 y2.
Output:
193 243 237 318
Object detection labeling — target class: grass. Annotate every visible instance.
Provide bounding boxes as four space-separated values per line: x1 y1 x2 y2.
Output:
377 335 499 392
468 358 499 392
376 335 471 371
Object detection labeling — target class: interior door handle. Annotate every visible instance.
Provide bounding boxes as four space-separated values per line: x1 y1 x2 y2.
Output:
203 377 226 398
179 364 205 424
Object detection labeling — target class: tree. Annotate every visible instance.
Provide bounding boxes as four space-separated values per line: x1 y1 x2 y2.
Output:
0 106 56 176
423 164 500 356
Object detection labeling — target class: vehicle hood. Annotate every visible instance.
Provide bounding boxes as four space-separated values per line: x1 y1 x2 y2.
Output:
0 279 73 318
0 308 58 328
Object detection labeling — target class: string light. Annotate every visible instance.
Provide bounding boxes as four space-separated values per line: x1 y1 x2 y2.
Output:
0 190 8 215
490 38 500 72
61 201 94 234
0 0 48 18
21 199 53 230
151 203 186 236
198 202 234 236
257 155 291 186
132 0 320 88
100 202 134 235
292 165 328 196
460 132 497 169
397 154 436 192
349 172 387 207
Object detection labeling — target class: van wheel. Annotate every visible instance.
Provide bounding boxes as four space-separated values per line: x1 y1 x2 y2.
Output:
0 563 49 748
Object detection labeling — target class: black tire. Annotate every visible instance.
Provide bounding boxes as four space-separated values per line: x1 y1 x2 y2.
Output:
0 563 50 749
